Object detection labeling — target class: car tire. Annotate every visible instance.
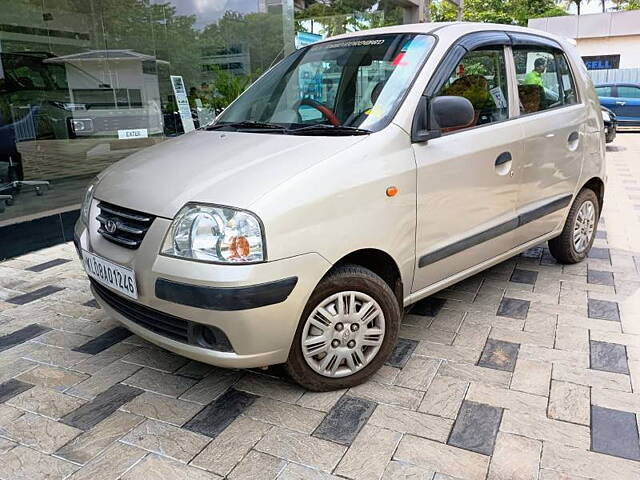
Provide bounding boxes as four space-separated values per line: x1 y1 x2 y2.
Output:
286 264 401 391
548 188 600 264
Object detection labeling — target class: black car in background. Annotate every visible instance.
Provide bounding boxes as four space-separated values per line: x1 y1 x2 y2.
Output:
602 105 617 144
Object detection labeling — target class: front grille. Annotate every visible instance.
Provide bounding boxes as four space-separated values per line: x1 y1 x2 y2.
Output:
90 279 233 352
96 202 155 249
91 279 189 343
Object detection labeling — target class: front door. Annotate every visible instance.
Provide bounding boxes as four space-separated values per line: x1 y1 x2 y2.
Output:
614 85 640 125
412 43 523 292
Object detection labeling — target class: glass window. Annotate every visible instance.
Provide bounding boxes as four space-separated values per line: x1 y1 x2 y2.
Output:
595 86 613 97
434 47 510 131
514 47 577 114
216 34 435 132
618 86 640 99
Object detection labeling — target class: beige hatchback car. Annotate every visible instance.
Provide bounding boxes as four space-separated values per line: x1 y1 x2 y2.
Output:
75 22 605 391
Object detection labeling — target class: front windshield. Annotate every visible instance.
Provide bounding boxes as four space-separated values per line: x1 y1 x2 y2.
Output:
215 33 435 133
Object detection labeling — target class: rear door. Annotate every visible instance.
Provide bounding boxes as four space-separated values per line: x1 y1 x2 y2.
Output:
614 85 640 125
509 35 586 245
595 85 617 113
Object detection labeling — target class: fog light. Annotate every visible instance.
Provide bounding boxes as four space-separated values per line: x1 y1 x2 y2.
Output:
191 324 233 352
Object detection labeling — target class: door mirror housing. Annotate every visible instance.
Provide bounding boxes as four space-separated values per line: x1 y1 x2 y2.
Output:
411 95 476 143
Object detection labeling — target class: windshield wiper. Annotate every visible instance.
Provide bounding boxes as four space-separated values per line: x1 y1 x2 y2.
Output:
206 121 286 132
287 124 371 136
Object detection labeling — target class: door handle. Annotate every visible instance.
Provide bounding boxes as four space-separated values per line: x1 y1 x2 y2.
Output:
616 101 626 106
495 152 512 166
568 131 580 151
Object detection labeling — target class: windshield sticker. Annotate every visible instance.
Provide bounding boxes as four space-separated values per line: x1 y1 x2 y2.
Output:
489 86 508 109
326 39 385 49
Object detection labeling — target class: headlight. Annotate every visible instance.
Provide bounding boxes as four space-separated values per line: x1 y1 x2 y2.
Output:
80 179 97 225
161 204 265 263
602 111 611 123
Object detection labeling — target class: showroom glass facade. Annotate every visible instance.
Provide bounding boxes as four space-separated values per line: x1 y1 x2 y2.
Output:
0 0 294 258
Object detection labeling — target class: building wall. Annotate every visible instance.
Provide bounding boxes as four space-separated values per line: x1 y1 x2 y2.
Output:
575 36 640 69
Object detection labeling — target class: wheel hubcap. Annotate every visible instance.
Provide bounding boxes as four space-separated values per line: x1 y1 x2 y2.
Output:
573 200 596 253
301 291 385 378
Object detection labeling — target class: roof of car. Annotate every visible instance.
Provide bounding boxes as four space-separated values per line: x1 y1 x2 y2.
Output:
317 21 568 45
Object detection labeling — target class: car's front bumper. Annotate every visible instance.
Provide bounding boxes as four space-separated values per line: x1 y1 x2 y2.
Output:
75 204 331 368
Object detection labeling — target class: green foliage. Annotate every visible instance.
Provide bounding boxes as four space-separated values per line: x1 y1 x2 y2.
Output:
612 0 640 9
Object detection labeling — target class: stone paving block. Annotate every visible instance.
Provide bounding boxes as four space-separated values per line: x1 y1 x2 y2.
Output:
0 444 79 480
591 387 640 414
67 361 141 399
180 370 242 405
553 364 631 391
7 285 65 305
255 426 346 472
122 453 221 480
72 327 132 355
588 298 620 321
32 329 94 350
245 396 324 434
0 411 82 453
296 389 345 413
228 450 285 480
123 367 196 397
121 347 188 373
453 322 491 350
487 431 541 480
411 297 447 317
61 383 143 430
394 434 490 480
191 416 272 476
548 380 590 426
519 344 590 367
381 460 435 480
386 338 418 368
554 325 589 352
448 400 503 456
497 297 530 319
466 382 547 414
335 425 401 480
184 388 256 438
234 374 304 403
0 378 33 403
348 380 422 409
174 361 214 380
591 405 640 461
68 441 147 480
22 343 91 368
371 365 400 385
121 390 203 427
590 340 630 374
56 410 144 465
510 269 538 285
0 323 50 352
500 410 590 449
15 364 88 391
26 258 71 272
313 395 376 446
72 342 139 375
121 418 211 463
438 362 512 387
369 403 453 442
394 355 440 390
418 375 468 419
588 247 611 261
588 269 615 286
541 442 640 479
7 385 85 420
478 338 520 372
414 341 481 363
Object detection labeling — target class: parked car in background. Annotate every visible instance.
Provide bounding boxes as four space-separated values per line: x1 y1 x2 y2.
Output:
595 83 640 128
76 23 605 391
601 106 617 143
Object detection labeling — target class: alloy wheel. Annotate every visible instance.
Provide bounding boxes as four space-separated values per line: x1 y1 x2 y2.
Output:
573 200 596 253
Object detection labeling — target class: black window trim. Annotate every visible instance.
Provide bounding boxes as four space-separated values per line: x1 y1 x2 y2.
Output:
411 29 582 142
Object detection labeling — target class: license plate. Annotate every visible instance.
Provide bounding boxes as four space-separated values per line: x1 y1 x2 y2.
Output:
82 250 138 299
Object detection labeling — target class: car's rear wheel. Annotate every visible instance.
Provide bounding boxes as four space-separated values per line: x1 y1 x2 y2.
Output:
286 265 400 391
548 188 599 264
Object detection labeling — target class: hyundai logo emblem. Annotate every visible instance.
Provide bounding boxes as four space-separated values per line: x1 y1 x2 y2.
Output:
105 219 118 234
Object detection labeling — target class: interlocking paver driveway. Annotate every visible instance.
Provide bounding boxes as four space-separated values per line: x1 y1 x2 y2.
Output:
1 135 640 479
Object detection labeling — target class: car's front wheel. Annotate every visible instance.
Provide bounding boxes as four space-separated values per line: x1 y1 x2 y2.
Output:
548 188 600 264
286 265 400 391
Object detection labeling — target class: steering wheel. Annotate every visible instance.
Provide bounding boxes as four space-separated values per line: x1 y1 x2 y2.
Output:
295 98 340 126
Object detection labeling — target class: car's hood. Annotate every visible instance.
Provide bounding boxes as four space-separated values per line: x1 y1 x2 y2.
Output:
94 130 366 219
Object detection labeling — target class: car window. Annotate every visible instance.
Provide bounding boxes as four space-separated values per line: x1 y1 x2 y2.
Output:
434 47 509 130
595 86 613 97
514 47 577 114
618 86 640 99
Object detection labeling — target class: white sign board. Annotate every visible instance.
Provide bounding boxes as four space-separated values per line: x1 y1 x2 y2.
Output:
118 128 148 140
170 75 195 133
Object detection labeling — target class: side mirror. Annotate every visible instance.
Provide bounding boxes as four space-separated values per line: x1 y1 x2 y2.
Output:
411 95 475 143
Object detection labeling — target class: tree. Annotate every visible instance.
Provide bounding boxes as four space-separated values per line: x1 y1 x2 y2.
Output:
612 0 640 8
567 0 590 15
431 0 566 25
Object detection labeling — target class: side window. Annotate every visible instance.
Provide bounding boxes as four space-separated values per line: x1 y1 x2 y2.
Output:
618 86 640 99
514 47 577 114
434 47 509 130
595 86 613 97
